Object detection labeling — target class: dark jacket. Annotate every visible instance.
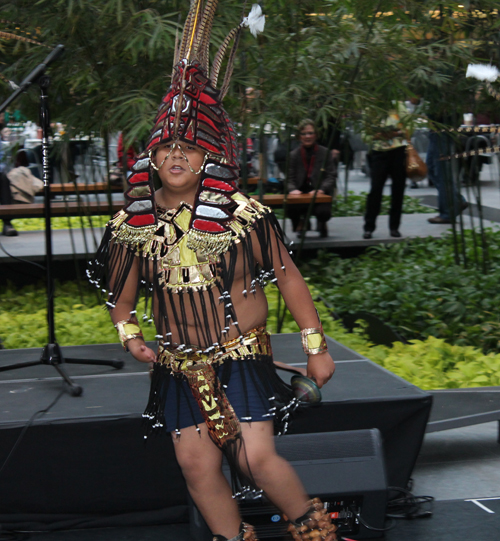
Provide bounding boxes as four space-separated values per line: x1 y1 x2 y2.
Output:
287 144 337 195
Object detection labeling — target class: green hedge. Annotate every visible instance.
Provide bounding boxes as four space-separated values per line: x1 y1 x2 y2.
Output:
11 215 109 232
265 283 500 390
299 229 500 354
0 282 156 349
3 270 500 390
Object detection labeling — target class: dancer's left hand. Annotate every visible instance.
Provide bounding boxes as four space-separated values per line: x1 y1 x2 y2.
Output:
307 352 335 388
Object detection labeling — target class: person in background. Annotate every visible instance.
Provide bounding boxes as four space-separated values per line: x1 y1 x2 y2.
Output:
362 102 410 239
426 130 467 224
0 113 18 236
287 119 337 238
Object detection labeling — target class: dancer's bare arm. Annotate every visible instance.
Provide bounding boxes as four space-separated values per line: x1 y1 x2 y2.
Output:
252 230 335 387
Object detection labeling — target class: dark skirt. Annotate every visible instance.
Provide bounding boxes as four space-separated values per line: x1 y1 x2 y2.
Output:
143 354 296 436
164 358 283 431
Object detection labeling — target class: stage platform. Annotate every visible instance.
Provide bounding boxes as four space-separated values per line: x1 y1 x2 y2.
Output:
428 387 500 438
2 211 497 265
15 497 500 541
0 333 431 534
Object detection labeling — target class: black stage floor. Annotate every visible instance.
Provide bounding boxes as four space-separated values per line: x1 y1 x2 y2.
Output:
428 387 500 436
0 334 432 536
5 498 500 541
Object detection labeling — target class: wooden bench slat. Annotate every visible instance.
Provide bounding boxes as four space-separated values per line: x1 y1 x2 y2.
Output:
0 201 123 219
49 182 123 194
250 193 332 206
0 193 332 220
239 177 260 186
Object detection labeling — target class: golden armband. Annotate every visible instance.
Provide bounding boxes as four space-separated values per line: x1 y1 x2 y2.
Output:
301 326 328 355
115 319 144 352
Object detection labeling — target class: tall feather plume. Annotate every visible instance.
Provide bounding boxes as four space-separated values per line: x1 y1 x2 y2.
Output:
486 82 500 101
185 0 203 60
173 0 204 136
172 25 180 80
210 26 241 88
0 30 48 48
219 30 241 99
193 0 219 72
176 0 201 65
210 4 264 89
465 63 500 102
0 25 49 89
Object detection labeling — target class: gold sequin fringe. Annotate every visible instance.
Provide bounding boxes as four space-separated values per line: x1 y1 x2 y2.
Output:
186 228 233 256
110 212 158 244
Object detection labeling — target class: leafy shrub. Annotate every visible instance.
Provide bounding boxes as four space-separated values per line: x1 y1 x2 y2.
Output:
333 191 434 217
265 283 500 390
11 215 109 232
378 337 500 390
2 280 500 390
300 229 500 354
0 281 156 349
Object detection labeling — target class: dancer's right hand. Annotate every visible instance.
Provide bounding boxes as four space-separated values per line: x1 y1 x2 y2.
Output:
128 339 156 364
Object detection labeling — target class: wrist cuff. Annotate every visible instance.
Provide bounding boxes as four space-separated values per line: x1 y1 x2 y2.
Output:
115 319 144 351
301 326 327 355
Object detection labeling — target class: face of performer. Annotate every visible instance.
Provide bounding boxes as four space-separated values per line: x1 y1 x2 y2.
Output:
300 124 317 149
154 141 206 198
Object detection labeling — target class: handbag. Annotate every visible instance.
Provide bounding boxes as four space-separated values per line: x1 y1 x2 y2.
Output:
7 166 44 204
405 143 427 182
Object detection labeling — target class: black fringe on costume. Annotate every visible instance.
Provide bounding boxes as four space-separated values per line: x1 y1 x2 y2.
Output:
88 201 295 495
88 205 289 349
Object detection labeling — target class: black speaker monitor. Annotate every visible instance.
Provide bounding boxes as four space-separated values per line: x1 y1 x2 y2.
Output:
190 428 387 540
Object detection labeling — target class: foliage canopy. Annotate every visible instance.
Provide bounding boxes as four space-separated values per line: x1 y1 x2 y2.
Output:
1 0 500 141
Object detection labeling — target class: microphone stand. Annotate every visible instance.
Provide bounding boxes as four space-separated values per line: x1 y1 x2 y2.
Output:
0 46 124 396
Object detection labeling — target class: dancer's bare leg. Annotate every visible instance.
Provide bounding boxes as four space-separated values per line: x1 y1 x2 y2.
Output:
240 421 309 521
172 425 241 539
172 421 309 537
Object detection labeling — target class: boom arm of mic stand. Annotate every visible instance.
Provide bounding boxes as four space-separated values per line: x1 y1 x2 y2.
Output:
0 45 65 114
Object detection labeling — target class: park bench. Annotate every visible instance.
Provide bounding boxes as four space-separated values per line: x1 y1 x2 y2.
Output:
239 176 260 186
0 193 332 221
255 193 332 206
49 181 123 195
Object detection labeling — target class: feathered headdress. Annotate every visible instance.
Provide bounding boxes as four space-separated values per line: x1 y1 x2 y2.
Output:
120 1 265 254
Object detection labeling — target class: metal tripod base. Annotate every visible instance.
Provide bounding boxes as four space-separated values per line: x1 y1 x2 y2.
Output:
0 343 125 397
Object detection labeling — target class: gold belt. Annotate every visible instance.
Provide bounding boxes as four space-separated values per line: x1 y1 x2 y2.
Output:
157 326 272 373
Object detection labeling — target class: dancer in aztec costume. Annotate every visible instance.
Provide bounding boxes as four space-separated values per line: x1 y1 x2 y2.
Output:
89 2 337 540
